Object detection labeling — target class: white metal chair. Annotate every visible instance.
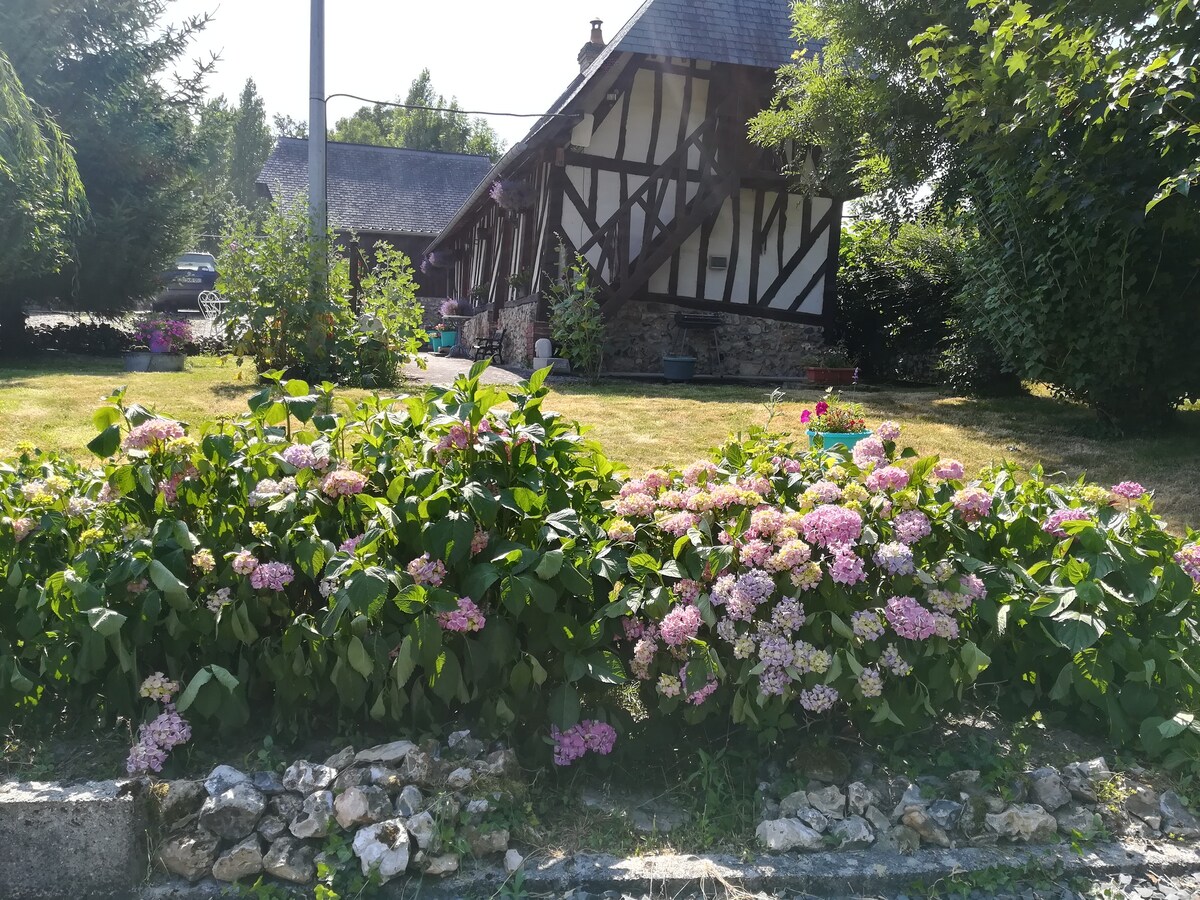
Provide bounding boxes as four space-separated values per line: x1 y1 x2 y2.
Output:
198 290 226 321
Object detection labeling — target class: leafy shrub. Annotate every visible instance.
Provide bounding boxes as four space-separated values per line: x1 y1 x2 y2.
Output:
835 219 960 384
219 201 425 387
27 320 229 357
544 252 605 381
606 425 1200 764
606 426 993 734
836 218 1020 395
965 470 1200 765
0 364 624 738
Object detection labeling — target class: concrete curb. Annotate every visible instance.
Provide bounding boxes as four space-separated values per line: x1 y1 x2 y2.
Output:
138 839 1200 899
0 779 147 900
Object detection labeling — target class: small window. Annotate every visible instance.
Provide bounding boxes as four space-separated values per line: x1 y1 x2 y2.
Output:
709 256 729 270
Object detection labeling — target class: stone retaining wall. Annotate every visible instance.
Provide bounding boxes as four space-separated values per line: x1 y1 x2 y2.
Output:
604 301 826 378
462 300 542 367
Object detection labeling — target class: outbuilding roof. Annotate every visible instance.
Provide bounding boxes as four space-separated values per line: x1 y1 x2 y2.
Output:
256 138 493 236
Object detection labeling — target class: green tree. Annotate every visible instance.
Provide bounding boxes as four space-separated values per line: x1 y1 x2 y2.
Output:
0 0 212 326
331 69 505 160
0 50 86 348
273 113 308 140
754 0 1200 426
914 0 1200 426
228 79 273 209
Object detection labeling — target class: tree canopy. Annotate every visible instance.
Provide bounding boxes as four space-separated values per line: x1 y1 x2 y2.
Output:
0 0 212 321
0 51 85 298
753 0 1200 426
331 69 505 161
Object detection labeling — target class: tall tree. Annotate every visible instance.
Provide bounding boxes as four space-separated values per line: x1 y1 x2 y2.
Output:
0 51 86 349
273 114 308 140
0 0 212 324
753 0 1200 426
331 69 504 161
228 79 273 209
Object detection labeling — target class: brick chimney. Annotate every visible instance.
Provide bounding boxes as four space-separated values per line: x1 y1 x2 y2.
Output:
577 19 605 73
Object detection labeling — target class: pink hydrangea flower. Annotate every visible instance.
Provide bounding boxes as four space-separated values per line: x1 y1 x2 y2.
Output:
614 492 656 518
1111 481 1146 499
471 529 490 555
551 720 617 766
952 487 993 523
321 469 367 498
139 672 180 702
192 549 215 573
933 459 965 481
893 510 931 545
12 517 34 542
865 466 910 493
437 596 486 632
340 534 364 554
1175 545 1200 585
877 421 901 442
231 551 259 575
884 596 937 640
660 604 702 647
682 461 719 486
407 554 446 587
680 665 719 705
123 419 186 452
800 505 863 549
250 561 295 591
1043 508 1092 539
659 512 700 537
852 436 887 468
829 549 867 585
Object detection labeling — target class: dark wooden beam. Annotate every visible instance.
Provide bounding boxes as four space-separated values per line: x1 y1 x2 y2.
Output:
758 202 837 309
638 291 827 327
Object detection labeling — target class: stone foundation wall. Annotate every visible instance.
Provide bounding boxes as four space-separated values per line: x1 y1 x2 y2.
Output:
461 300 541 367
604 302 825 378
463 300 825 377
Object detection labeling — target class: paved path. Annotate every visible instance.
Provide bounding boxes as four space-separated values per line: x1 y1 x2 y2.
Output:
402 352 530 386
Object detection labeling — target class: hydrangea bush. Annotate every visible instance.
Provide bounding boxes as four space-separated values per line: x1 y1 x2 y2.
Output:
0 364 624 739
603 425 993 734
2 370 1199 769
604 423 1200 763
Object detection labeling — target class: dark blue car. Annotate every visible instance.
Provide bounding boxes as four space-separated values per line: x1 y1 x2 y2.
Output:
152 252 219 311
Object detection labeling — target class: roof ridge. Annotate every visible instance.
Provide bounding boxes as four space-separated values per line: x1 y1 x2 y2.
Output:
276 135 492 161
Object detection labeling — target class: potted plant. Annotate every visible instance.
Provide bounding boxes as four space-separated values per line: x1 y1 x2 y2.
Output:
801 395 873 451
806 345 858 386
125 343 153 372
131 314 192 372
489 179 536 214
507 269 533 296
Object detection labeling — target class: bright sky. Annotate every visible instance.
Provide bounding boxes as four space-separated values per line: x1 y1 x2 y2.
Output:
168 0 646 148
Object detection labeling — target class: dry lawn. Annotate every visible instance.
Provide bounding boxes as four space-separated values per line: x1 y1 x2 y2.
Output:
2 354 1197 529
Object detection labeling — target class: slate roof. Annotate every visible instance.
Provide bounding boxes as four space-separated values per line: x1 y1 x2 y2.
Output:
257 138 494 236
610 0 799 70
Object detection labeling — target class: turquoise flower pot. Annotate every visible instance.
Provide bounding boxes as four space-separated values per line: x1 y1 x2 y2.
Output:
807 430 874 453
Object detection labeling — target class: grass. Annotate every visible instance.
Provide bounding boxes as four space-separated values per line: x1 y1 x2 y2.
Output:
2 353 1199 528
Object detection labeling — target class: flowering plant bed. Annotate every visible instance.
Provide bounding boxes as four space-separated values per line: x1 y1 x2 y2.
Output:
801 395 870 434
134 314 193 355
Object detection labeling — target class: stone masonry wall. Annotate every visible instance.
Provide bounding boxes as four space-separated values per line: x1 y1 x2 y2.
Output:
604 301 825 378
461 301 541 367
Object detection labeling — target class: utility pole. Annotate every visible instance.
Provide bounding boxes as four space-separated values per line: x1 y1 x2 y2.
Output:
308 0 328 301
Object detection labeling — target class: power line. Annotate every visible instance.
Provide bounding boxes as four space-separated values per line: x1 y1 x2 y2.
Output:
324 93 583 121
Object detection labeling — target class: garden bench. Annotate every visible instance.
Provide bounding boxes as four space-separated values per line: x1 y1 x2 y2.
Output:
472 329 506 365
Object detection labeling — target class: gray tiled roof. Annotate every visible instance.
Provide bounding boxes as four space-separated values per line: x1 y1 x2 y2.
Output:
611 0 799 69
257 138 493 236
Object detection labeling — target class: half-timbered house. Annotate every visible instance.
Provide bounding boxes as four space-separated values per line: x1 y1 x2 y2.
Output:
427 0 838 376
